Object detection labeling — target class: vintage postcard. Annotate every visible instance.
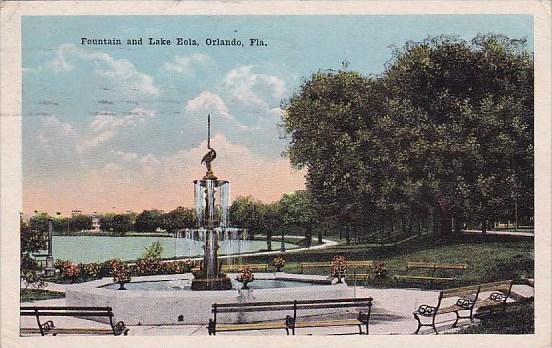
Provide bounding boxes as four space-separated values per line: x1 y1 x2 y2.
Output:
1 1 550 348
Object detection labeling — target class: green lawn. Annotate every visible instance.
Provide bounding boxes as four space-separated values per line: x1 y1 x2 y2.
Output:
233 235 534 287
20 289 66 303
459 301 534 334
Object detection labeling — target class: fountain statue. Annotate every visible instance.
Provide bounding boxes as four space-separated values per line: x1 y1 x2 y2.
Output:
190 114 233 290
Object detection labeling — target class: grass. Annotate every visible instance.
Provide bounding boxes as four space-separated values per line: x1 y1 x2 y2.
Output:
20 289 66 303
459 301 534 334
231 234 534 287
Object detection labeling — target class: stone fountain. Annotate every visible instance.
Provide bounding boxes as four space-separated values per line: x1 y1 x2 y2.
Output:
190 114 233 290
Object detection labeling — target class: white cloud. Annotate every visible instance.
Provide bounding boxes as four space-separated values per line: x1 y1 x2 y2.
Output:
37 116 77 145
162 54 214 75
113 151 139 162
184 91 231 119
221 66 286 108
49 44 159 96
79 107 155 152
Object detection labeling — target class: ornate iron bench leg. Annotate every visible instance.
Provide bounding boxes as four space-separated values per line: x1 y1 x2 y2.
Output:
413 313 422 334
453 311 460 328
207 319 216 336
285 315 295 336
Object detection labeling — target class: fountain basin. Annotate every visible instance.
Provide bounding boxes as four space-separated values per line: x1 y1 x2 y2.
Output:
65 273 353 325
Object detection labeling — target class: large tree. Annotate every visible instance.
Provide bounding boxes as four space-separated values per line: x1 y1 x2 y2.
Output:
134 209 164 232
229 196 265 239
162 207 196 233
279 191 319 247
283 34 533 238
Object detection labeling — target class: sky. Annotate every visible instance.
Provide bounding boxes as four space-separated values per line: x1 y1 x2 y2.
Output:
22 15 533 215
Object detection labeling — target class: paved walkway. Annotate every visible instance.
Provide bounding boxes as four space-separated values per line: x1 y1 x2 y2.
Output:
21 284 534 336
463 230 534 237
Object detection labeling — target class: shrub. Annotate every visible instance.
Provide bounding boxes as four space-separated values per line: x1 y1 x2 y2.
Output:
21 270 46 290
135 258 161 276
331 255 346 281
272 256 286 271
62 263 81 282
236 266 255 283
142 241 164 259
112 262 131 285
99 258 122 277
81 262 101 279
54 259 71 272
161 259 193 274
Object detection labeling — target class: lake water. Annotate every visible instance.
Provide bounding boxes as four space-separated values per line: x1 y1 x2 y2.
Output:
52 236 298 263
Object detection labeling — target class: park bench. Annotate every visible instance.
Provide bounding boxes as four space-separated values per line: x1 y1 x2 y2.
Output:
413 280 513 334
208 297 373 336
20 306 128 336
300 260 381 279
221 263 269 272
299 261 331 273
473 280 514 314
394 262 467 288
345 261 386 281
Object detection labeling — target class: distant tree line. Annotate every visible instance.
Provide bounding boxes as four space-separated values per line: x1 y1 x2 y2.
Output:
281 34 534 239
27 207 196 236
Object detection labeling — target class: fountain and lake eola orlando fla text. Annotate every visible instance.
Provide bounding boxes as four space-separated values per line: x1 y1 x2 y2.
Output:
190 114 237 291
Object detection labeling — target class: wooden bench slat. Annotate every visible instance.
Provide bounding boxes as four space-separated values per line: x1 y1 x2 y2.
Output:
20 328 116 335
295 303 371 311
216 323 287 331
294 319 361 328
217 306 295 313
214 300 296 308
21 312 114 317
395 275 456 281
20 306 112 311
296 297 372 304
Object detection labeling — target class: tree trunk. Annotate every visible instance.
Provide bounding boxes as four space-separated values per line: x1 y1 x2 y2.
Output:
318 229 323 244
438 201 452 237
345 225 351 245
305 225 312 248
266 231 272 251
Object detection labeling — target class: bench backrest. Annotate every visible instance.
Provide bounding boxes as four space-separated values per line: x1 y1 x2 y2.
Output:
441 284 481 298
406 262 467 270
437 280 513 309
212 297 373 317
347 261 377 268
478 280 513 294
300 262 331 268
20 306 114 317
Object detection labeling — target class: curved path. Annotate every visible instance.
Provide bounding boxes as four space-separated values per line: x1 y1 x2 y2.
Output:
162 236 339 263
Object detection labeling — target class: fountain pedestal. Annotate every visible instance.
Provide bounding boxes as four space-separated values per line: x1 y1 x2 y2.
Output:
190 228 232 291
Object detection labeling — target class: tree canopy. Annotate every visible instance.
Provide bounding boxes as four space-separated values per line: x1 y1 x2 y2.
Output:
282 34 533 238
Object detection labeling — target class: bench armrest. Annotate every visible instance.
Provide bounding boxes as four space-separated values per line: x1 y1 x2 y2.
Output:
285 315 295 329
489 292 508 302
357 311 370 323
415 304 438 315
113 321 128 336
40 320 56 336
456 298 474 309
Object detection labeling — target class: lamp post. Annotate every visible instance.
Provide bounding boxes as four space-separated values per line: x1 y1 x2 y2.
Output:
45 219 55 276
